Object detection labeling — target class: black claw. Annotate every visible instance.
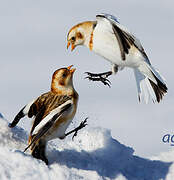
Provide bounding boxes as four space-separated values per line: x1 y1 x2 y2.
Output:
101 80 111 87
85 72 99 77
101 77 111 84
85 76 111 87
102 81 111 87
102 77 111 84
65 118 88 140
72 118 88 140
84 71 112 87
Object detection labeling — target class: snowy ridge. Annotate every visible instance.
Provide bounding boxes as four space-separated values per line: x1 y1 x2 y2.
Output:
0 117 173 180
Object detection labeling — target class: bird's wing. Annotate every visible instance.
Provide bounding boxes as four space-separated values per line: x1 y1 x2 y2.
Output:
9 92 50 128
96 13 150 64
24 99 73 152
29 94 71 135
9 99 36 128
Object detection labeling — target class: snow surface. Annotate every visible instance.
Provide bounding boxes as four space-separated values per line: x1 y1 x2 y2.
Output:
0 116 173 180
0 113 4 119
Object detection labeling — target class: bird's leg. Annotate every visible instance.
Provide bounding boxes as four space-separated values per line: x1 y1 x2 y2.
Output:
65 118 88 140
85 65 118 87
31 140 48 165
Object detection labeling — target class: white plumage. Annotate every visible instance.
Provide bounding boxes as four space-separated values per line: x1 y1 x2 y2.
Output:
67 13 168 103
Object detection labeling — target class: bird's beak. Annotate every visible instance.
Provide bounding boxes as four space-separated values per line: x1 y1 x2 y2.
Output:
67 65 76 73
67 41 75 51
67 41 70 49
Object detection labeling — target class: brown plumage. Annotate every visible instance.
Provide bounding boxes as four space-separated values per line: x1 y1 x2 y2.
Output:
28 93 72 136
9 65 79 165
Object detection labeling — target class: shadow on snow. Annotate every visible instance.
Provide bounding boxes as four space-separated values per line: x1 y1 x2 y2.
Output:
7 120 172 180
48 137 172 180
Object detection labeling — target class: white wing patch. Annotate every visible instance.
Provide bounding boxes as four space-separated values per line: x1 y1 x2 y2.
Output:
96 13 151 64
23 99 36 115
32 100 73 135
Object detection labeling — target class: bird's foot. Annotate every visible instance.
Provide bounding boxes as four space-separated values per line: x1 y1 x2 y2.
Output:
41 156 49 165
72 118 88 140
65 118 88 140
32 147 49 165
85 71 112 87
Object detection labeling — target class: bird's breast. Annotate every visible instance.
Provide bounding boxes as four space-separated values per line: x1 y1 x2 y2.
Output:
93 30 122 62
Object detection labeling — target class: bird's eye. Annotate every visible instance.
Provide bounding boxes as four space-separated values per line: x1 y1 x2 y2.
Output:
71 37 76 41
62 73 66 78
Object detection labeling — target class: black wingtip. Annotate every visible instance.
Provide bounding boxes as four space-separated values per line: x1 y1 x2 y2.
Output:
149 78 167 103
9 107 26 128
23 146 29 153
149 71 168 103
8 123 14 128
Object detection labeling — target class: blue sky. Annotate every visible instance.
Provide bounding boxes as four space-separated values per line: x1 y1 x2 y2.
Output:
0 0 174 157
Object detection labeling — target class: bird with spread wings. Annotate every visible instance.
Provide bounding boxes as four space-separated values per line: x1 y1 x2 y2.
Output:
67 13 167 103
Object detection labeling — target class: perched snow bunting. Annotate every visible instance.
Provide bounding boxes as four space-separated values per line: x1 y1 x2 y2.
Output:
67 13 168 103
9 66 87 165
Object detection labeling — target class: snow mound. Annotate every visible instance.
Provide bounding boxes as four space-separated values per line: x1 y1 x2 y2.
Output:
0 117 173 180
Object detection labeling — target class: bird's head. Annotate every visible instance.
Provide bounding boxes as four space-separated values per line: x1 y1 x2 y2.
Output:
51 65 76 95
67 21 94 51
67 24 85 51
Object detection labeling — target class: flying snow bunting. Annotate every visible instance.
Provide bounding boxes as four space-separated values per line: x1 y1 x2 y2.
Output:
9 66 87 164
67 13 167 103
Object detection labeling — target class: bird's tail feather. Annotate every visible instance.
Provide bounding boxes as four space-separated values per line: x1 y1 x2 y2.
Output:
134 65 167 103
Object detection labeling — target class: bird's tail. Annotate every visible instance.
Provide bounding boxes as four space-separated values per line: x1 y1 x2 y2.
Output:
134 63 167 103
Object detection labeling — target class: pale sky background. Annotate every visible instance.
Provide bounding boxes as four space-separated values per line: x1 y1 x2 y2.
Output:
0 0 173 158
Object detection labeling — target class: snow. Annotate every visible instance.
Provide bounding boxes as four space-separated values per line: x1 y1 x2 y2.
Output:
0 113 4 119
0 116 173 180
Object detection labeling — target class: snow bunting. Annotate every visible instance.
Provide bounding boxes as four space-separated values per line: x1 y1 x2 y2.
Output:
67 13 168 103
9 66 87 165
